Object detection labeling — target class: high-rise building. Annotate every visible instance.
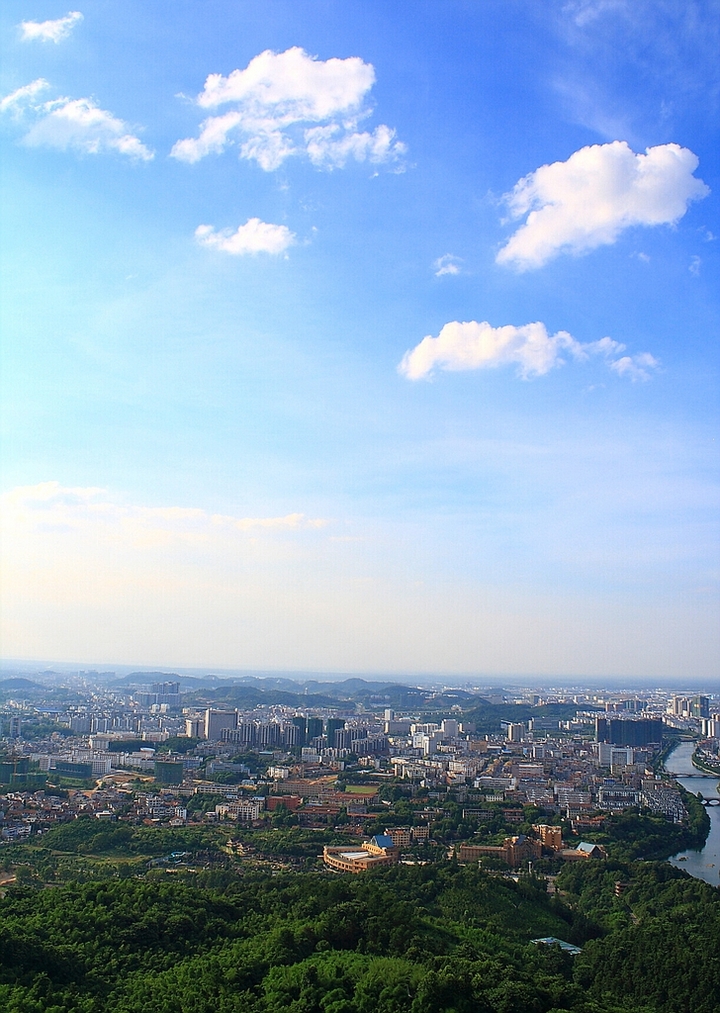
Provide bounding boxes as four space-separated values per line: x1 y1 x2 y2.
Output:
306 716 324 740
292 716 307 746
154 760 184 785
595 717 663 747
7 715 22 738
0 755 29 783
256 722 281 748
204 709 238 741
326 718 345 744
185 717 203 738
334 728 352 750
152 680 179 696
507 723 525 742
69 715 91 735
690 696 710 719
670 697 691 717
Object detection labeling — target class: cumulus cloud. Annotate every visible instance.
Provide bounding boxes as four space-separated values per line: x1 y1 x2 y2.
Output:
399 319 654 382
0 78 50 116
1 482 327 542
609 353 659 381
195 218 295 256
497 141 709 270
171 46 405 171
433 254 462 277
19 11 82 42
1 80 153 160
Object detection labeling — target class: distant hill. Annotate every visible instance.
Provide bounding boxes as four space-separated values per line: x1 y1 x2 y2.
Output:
183 685 346 709
182 679 491 713
0 678 46 691
111 672 222 690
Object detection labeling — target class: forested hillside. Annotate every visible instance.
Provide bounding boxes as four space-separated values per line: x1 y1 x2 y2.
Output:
0 861 718 1013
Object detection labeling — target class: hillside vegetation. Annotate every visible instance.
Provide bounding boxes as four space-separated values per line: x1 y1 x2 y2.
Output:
0 860 718 1013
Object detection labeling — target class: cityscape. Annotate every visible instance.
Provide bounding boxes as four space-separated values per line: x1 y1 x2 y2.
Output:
1 1 718 1011
1 670 717 876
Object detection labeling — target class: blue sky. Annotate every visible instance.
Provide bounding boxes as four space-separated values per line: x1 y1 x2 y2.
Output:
1 1 718 678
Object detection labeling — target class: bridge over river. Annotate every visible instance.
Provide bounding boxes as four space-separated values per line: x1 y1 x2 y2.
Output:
665 741 720 884
667 771 719 779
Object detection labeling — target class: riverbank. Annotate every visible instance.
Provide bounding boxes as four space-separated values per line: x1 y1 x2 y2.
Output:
692 749 720 779
665 740 720 886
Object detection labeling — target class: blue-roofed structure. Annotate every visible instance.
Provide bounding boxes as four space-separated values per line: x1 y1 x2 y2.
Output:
532 937 582 955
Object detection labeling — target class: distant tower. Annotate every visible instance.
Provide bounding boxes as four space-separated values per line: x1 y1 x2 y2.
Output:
326 718 346 745
292 715 307 746
306 716 324 741
507 722 524 742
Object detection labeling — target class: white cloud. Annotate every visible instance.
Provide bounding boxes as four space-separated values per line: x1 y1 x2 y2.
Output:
1 482 327 543
303 122 403 170
610 353 659 381
195 218 295 256
564 0 629 28
0 78 50 115
171 46 405 171
0 81 153 160
399 319 652 382
19 11 82 43
399 321 585 380
433 254 462 277
689 255 701 276
24 97 153 160
497 141 709 270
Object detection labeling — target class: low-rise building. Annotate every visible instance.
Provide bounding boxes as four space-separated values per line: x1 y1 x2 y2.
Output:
215 798 264 822
558 842 607 861
457 834 541 867
322 834 399 873
534 824 563 850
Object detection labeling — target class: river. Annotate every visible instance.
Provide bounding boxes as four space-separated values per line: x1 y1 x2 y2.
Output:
664 740 720 886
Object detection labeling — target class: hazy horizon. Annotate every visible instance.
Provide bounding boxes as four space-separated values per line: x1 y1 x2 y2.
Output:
2 656 717 695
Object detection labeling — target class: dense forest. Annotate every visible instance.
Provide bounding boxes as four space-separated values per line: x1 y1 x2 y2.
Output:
0 859 718 1013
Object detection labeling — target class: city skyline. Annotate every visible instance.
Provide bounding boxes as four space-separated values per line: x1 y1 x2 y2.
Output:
1 2 718 678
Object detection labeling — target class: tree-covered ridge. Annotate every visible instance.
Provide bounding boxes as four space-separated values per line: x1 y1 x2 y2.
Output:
559 862 720 1013
0 861 718 1013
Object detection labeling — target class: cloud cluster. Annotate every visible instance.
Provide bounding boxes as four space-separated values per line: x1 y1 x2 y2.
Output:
0 79 153 160
195 218 295 256
399 319 657 382
610 353 660 382
19 11 82 43
1 482 327 543
497 141 709 270
171 46 405 171
433 254 462 277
